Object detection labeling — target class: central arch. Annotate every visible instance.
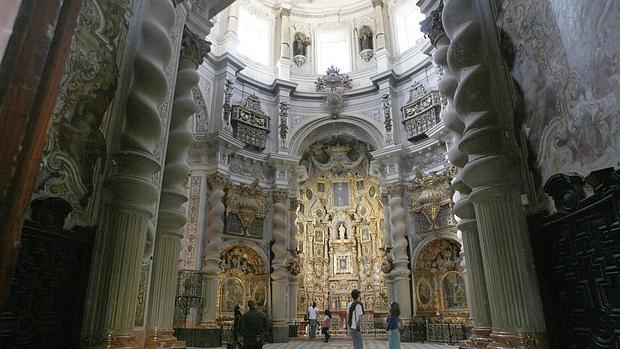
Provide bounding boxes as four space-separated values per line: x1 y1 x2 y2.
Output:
289 115 384 157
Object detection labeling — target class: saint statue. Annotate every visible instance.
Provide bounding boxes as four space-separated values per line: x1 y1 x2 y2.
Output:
338 223 347 239
293 32 310 56
358 25 373 51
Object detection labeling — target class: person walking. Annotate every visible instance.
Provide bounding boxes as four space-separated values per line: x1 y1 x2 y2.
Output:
307 302 319 339
240 300 269 349
347 289 364 349
232 305 243 349
321 309 332 343
386 302 401 349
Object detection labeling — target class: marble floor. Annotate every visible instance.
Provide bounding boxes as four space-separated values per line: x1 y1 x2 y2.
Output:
194 339 457 349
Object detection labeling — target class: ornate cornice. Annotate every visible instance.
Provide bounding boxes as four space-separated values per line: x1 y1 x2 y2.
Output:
180 26 211 65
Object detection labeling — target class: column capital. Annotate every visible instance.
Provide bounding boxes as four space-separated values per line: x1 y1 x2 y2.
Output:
280 7 291 17
371 0 383 8
181 26 211 66
208 172 228 189
387 183 406 197
272 189 289 203
420 2 445 46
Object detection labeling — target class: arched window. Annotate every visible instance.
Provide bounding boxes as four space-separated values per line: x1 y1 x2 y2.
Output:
394 2 425 54
237 7 271 65
316 30 351 73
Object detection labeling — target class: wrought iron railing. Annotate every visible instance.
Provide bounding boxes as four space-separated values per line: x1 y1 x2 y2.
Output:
175 270 203 327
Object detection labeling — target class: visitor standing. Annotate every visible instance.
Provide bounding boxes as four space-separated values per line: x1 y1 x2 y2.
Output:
307 302 319 339
240 300 269 349
321 309 332 343
232 305 243 349
347 289 364 349
386 302 401 349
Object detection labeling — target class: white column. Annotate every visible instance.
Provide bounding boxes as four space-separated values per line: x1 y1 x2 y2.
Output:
145 26 209 348
287 198 300 327
372 0 391 71
442 0 548 346
223 2 240 54
387 184 412 322
430 6 494 346
271 189 289 342
277 7 291 80
200 173 228 328
83 0 176 347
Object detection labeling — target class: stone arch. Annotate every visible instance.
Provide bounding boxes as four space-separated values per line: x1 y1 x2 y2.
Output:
289 115 384 157
411 231 461 266
219 239 269 270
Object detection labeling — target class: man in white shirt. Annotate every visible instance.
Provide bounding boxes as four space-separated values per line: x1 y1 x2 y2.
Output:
307 302 319 339
347 289 364 349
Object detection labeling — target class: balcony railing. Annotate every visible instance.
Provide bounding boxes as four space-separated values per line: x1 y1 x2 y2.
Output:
401 90 442 142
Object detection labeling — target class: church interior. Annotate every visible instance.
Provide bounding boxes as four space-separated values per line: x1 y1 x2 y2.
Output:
0 0 619 348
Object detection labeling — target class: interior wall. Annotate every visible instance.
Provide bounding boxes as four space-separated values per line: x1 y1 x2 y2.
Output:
497 0 620 184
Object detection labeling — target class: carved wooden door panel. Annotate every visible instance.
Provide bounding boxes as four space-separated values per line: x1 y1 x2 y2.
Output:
0 221 94 349
532 170 620 349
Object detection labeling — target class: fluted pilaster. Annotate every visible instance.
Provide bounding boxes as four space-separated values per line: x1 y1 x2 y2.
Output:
84 0 176 346
453 188 492 348
200 173 227 327
372 0 386 49
387 184 412 322
280 8 291 59
146 25 209 348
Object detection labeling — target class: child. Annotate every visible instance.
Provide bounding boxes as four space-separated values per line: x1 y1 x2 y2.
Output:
321 309 332 343
386 302 401 349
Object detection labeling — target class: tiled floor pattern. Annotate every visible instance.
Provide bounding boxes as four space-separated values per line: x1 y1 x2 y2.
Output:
193 339 457 349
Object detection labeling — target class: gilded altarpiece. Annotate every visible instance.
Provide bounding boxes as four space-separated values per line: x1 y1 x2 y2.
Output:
414 239 468 319
217 245 269 320
297 138 389 317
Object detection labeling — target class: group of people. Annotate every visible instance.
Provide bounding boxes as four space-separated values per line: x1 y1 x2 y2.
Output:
232 300 269 349
230 289 402 349
307 289 402 349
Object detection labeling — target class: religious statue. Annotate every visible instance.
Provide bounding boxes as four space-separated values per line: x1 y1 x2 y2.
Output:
358 25 374 62
338 223 347 239
358 25 373 51
293 32 311 57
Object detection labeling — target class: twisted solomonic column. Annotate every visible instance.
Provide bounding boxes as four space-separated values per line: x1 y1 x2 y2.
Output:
271 189 289 342
200 172 228 328
83 0 176 347
145 27 209 348
287 198 300 327
387 183 412 322
424 3 494 347
443 0 548 347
